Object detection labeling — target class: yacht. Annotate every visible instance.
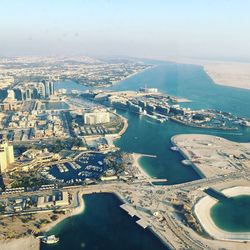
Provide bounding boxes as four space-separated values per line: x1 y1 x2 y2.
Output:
41 235 59 244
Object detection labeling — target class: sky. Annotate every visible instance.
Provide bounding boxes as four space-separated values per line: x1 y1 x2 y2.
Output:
0 0 250 60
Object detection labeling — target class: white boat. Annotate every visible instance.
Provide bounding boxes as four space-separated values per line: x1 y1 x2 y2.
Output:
181 160 192 166
171 146 179 151
42 235 59 244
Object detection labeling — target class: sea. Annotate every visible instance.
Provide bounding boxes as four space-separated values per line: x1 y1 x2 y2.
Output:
5 61 250 250
210 195 250 232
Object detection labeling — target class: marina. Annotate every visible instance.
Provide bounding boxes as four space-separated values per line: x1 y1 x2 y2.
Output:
53 63 250 249
39 153 107 184
41 193 169 250
2 62 249 250
1 1 250 249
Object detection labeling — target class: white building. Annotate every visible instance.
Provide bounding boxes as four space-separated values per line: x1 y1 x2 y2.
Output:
84 112 110 125
3 90 16 103
0 138 15 172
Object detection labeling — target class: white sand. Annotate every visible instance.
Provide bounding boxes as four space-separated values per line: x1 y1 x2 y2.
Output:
133 153 152 179
195 186 250 241
0 236 40 250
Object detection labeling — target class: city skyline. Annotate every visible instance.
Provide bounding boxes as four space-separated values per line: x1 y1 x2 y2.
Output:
1 2 250 250
1 0 250 61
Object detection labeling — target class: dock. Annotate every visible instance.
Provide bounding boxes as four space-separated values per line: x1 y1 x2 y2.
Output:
136 218 149 229
120 204 138 217
120 204 149 229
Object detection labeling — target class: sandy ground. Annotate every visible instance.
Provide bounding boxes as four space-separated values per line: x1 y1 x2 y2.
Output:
172 134 250 178
0 236 40 250
171 57 250 90
204 62 250 90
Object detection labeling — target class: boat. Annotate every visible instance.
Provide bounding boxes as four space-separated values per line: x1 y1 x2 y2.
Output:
181 160 192 166
171 146 179 151
41 235 59 244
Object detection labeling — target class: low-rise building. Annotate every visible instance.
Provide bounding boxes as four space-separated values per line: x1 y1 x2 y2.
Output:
84 111 110 125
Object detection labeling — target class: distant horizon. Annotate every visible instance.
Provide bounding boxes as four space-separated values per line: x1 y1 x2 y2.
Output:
1 0 250 60
1 54 250 64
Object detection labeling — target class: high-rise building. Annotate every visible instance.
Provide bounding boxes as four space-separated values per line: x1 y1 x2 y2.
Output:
37 82 46 98
0 137 14 172
48 81 54 96
25 88 32 100
43 80 55 98
41 80 47 97
3 90 16 103
7 90 15 100
13 88 23 101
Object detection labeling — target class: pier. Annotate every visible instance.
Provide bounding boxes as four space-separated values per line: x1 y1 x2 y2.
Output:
120 204 149 229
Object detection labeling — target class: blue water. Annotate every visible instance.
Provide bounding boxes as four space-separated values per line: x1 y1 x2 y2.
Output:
211 195 250 232
41 193 169 250
56 62 250 184
56 63 250 118
45 61 250 250
50 153 106 182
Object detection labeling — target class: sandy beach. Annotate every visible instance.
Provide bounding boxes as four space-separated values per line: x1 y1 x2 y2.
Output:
195 186 250 242
132 153 154 179
42 191 85 232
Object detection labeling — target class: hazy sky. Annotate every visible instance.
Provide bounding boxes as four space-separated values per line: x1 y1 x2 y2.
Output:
1 0 250 60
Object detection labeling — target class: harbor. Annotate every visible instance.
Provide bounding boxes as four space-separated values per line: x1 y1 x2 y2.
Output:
1 62 250 250
31 63 250 250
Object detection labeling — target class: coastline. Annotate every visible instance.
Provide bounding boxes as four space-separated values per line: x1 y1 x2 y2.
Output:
132 153 154 179
43 153 152 234
203 62 250 91
171 135 205 178
70 65 154 89
170 57 250 90
194 186 250 242
40 151 151 235
112 65 155 86
104 112 128 148
42 191 85 233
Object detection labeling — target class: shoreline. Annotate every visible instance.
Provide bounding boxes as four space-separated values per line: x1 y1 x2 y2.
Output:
67 65 154 89
203 63 250 91
194 186 250 242
171 135 205 178
42 191 86 233
42 152 154 235
132 153 155 179
112 65 155 86
42 189 174 250
170 58 250 90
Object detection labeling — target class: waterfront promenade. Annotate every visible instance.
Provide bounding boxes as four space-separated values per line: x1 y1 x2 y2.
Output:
1 161 250 250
